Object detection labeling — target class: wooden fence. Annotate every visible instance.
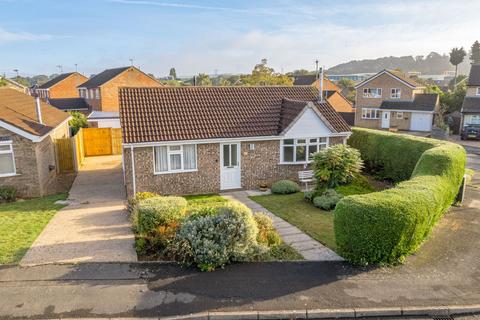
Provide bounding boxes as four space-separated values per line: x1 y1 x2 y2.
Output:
55 127 122 173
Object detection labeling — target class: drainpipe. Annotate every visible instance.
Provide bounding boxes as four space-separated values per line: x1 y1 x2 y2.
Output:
130 145 136 195
35 96 43 124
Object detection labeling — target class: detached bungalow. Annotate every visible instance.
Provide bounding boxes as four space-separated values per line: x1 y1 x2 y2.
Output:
0 88 71 197
120 86 351 197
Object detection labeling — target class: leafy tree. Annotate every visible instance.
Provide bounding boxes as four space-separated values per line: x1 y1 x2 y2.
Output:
470 41 480 64
240 59 293 86
440 82 466 114
449 47 467 87
337 77 356 102
160 79 183 86
196 73 212 86
169 68 177 80
0 77 6 87
68 111 88 135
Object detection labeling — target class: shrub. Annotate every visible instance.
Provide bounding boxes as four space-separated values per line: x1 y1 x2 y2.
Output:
335 128 466 265
254 213 282 246
0 186 16 202
271 180 300 194
168 201 261 271
137 196 188 234
334 175 375 196
312 144 363 189
128 191 159 230
68 111 89 135
313 189 343 210
303 190 317 202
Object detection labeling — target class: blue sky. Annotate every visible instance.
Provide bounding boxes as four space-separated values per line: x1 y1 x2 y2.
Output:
1 0 479 78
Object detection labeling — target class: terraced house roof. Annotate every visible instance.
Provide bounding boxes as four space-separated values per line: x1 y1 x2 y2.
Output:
38 72 76 89
119 86 351 144
0 88 70 137
78 67 131 89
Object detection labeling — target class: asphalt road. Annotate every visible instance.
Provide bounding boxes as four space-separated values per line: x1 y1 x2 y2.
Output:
0 151 478 319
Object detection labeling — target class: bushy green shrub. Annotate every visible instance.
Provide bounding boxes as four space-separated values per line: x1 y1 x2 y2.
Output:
334 175 375 196
137 196 188 234
128 191 159 230
303 190 317 202
254 213 282 246
313 189 343 210
0 186 16 202
271 180 300 194
347 127 437 182
312 144 363 189
68 111 89 135
168 201 261 271
335 129 466 265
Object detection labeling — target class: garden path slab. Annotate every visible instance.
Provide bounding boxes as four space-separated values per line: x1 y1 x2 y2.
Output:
21 155 137 265
221 191 343 261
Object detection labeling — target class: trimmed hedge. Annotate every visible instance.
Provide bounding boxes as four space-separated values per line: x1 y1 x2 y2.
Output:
271 180 300 194
335 128 466 265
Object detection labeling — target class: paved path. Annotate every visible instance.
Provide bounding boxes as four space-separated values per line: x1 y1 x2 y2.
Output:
221 191 343 261
20 155 137 265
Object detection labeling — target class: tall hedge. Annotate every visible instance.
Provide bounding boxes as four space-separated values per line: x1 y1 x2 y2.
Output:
335 128 466 265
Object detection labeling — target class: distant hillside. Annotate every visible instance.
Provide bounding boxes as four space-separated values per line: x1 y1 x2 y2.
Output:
327 52 470 75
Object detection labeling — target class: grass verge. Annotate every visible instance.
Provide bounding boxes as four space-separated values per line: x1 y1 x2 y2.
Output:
0 193 67 264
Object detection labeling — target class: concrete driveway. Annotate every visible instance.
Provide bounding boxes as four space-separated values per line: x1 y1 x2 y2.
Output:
21 155 137 265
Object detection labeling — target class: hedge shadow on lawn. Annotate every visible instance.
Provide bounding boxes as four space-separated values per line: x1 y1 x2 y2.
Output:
334 128 467 265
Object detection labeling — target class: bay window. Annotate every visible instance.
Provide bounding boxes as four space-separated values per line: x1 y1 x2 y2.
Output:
154 144 197 173
0 142 16 177
281 138 328 163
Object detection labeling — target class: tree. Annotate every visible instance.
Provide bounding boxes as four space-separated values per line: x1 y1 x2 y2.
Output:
449 47 467 87
169 68 177 80
240 59 293 86
0 77 6 87
68 111 88 135
470 41 480 64
196 73 212 86
336 78 356 103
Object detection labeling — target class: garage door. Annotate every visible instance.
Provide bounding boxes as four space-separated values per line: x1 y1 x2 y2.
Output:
410 113 433 131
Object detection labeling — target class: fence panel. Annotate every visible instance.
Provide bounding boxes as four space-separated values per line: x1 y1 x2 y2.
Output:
82 128 113 156
73 128 85 170
55 138 75 173
111 128 123 155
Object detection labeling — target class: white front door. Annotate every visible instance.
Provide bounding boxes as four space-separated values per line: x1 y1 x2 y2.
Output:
220 143 241 190
381 111 390 129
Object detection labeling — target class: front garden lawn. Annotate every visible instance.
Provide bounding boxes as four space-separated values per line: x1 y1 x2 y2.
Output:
250 192 338 250
0 194 67 264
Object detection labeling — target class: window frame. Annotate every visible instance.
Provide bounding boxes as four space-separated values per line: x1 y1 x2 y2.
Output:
396 111 404 119
280 137 329 164
361 108 381 119
476 87 480 96
390 88 401 99
363 88 382 98
153 144 197 174
0 141 16 177
95 88 100 99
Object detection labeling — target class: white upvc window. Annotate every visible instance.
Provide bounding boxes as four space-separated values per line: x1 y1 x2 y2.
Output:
391 88 401 99
79 89 86 98
476 87 480 96
363 88 382 98
154 144 197 174
361 108 381 119
466 115 480 125
95 88 100 99
281 137 328 164
89 89 95 99
396 112 404 119
0 142 16 177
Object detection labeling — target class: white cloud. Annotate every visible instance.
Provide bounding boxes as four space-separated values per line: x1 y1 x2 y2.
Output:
107 0 249 13
0 27 52 44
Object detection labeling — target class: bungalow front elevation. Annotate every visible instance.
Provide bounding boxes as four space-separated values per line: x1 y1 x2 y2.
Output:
120 86 351 197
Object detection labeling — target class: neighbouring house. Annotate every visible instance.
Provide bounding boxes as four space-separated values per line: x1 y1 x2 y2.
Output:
33 72 88 100
354 69 440 132
293 74 355 124
48 98 90 114
0 77 28 94
460 64 480 128
120 86 351 197
0 88 71 197
77 66 162 128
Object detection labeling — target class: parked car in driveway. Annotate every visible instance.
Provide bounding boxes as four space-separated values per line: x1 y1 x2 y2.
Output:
461 125 480 140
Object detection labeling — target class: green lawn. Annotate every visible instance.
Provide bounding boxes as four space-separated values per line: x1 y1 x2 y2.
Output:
0 194 67 264
250 192 337 250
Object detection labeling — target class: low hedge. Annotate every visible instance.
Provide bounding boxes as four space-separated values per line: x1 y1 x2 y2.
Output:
335 128 466 265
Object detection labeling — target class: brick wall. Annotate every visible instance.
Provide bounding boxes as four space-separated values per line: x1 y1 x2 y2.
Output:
125 137 347 197
49 73 88 99
389 111 412 130
35 135 57 196
99 69 161 112
354 108 381 129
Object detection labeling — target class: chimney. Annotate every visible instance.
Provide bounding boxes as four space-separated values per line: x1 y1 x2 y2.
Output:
318 66 324 102
35 96 43 125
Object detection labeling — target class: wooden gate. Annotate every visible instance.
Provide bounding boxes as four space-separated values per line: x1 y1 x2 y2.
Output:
55 138 75 173
82 128 122 157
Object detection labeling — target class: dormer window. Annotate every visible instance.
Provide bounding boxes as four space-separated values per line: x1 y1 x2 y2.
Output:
363 88 382 98
391 88 401 99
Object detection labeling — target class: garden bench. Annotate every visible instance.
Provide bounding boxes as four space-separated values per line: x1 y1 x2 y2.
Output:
298 170 315 191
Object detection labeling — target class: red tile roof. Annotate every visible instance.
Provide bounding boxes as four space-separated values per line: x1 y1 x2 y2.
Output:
119 86 351 144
